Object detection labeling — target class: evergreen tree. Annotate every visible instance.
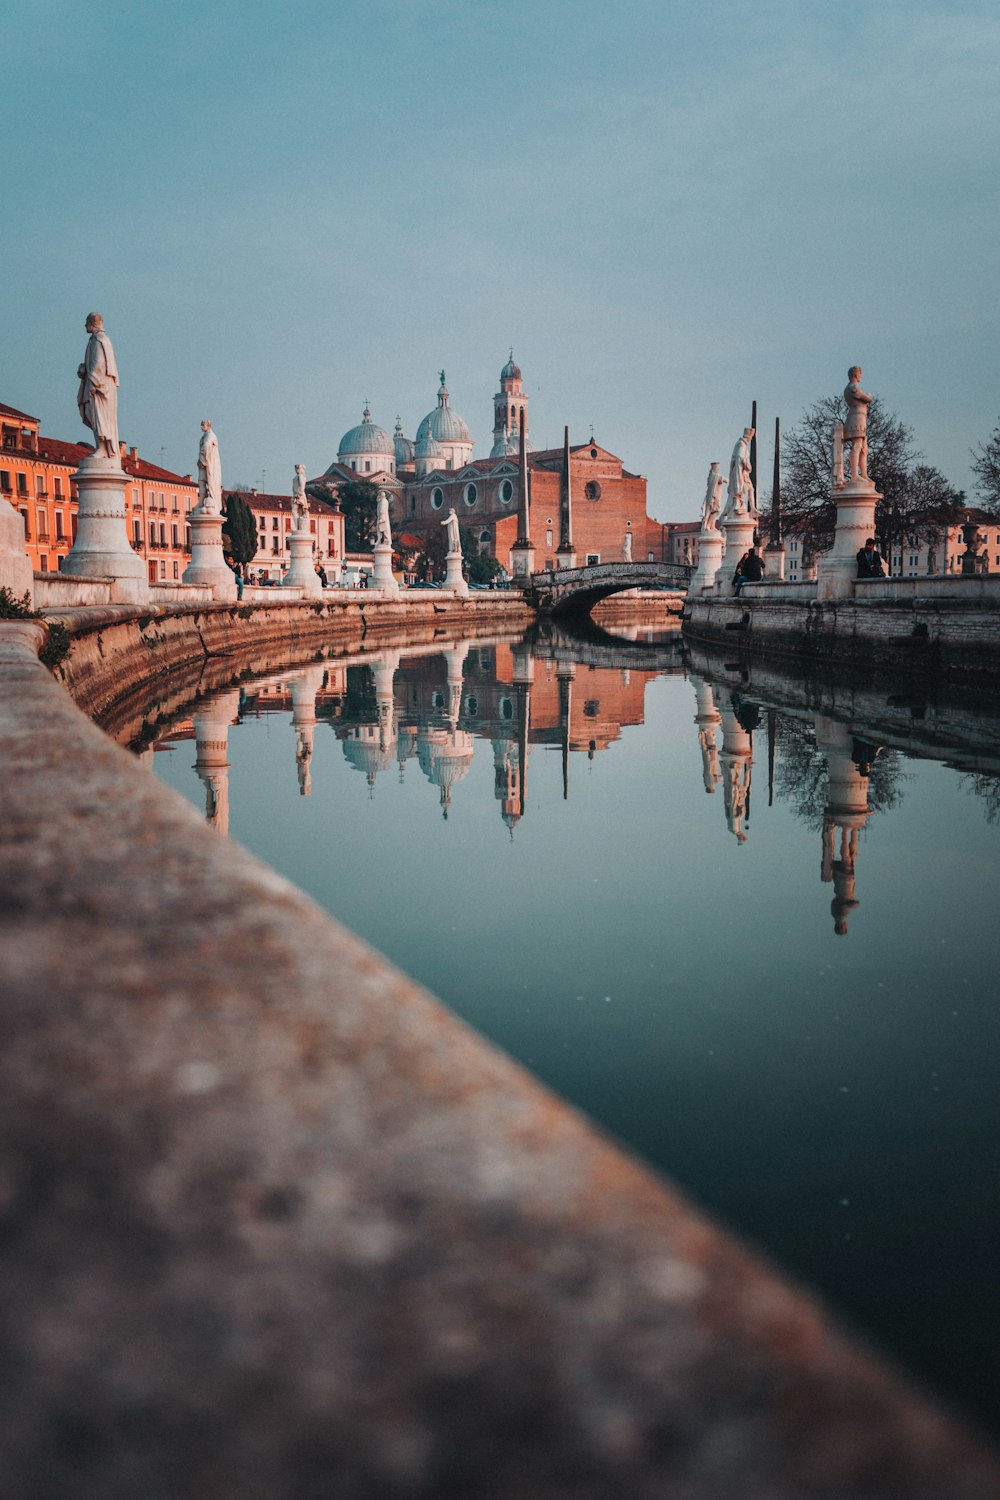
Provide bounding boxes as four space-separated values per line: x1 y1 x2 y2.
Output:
460 526 503 585
222 490 258 574
333 478 379 552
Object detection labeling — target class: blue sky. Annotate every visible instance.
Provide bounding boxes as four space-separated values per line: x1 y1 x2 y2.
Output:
6 0 999 517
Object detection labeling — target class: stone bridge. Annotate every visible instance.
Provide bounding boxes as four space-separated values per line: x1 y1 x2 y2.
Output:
529 560 693 615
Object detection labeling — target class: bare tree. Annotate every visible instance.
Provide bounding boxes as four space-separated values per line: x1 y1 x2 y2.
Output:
971 419 1000 517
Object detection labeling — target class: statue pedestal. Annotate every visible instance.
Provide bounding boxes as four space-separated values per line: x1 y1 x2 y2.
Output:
817 478 881 601
764 539 786 581
689 528 723 591
371 541 398 596
444 549 469 595
717 513 757 594
510 541 535 581
1 501 34 604
183 507 237 599
62 453 148 602
283 531 322 597
556 545 577 570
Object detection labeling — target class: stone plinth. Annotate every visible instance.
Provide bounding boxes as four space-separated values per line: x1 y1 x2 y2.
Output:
62 453 148 603
444 549 469 596
510 541 535 580
283 531 322 597
689 528 723 592
371 541 399 596
0 501 33 604
817 478 881 601
718 513 756 594
556 545 577 570
183 507 237 599
718 700 753 843
764 539 786 581
692 675 721 793
193 688 241 834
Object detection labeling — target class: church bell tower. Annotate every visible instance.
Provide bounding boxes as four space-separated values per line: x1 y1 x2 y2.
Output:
493 351 528 450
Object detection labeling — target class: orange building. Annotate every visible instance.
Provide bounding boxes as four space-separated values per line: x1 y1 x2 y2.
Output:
1 400 197 582
234 490 345 582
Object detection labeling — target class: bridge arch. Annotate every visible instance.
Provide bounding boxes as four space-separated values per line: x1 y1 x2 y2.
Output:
529 561 692 616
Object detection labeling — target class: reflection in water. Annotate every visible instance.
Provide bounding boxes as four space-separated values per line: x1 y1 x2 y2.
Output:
147 628 1000 1434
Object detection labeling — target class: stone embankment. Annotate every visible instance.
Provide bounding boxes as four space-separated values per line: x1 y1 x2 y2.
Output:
684 577 1000 681
0 602 998 1498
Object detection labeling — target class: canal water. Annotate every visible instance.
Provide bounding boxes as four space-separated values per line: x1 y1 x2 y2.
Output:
145 627 1000 1436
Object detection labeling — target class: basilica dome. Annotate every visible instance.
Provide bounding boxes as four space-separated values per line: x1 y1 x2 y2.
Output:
393 417 415 468
338 405 395 470
416 372 472 447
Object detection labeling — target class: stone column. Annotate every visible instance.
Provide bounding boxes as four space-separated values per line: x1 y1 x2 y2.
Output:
556 426 577 570
816 476 882 600
443 545 469 595
510 407 535 580
443 644 468 726
284 531 322 596
371 539 399 595
63 451 149 602
193 688 241 834
691 675 721 793
689 527 723 591
1 499 33 604
372 649 401 757
184 505 237 598
717 512 756 595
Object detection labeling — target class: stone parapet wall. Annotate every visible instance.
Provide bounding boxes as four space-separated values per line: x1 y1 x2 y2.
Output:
1 615 997 1497
685 588 1000 680
48 594 534 724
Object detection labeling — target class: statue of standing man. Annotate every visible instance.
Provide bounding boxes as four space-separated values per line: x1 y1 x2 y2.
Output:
701 461 726 531
291 464 309 531
77 312 120 460
724 428 756 517
442 506 461 554
375 489 392 547
843 366 873 482
197 420 223 514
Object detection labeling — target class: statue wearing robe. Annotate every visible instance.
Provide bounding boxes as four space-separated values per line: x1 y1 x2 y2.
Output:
77 313 120 459
724 429 755 518
375 490 392 546
292 465 309 531
442 507 461 553
843 367 872 482
197 422 223 514
701 462 725 531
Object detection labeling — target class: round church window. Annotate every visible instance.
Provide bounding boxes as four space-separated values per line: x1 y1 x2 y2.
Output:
499 479 513 504
464 483 478 507
585 480 602 500
430 487 444 510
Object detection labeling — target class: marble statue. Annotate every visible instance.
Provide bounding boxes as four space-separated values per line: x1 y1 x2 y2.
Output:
291 464 309 531
443 506 461 554
375 489 392 546
843 366 872 482
701 462 726 531
623 529 633 562
724 428 755 517
76 312 120 458
197 421 223 514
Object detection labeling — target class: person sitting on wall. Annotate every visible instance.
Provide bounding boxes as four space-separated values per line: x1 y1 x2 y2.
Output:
856 538 885 578
733 546 764 595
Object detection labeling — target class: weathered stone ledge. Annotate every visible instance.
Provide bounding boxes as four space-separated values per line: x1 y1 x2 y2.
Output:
1 618 998 1497
684 583 1000 680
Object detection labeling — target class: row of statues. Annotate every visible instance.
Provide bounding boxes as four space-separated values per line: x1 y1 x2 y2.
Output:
699 368 873 533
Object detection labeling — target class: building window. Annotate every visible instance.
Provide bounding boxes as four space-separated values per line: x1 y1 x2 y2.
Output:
586 553 600 565
545 529 553 547
172 494 179 512
479 529 491 547
431 487 444 510
173 562 179 579
172 523 179 547
500 696 513 720
159 523 166 546
17 473 28 496
159 561 166 580
134 519 142 546
55 512 65 539
132 488 139 506
19 508 29 538
499 479 513 504
0 470 10 492
364 460 371 473
35 475 44 496
149 522 156 546
647 552 654 562
585 480 601 500
185 526 191 550
464 483 477 506
40 554 49 572
36 509 48 539
53 477 63 499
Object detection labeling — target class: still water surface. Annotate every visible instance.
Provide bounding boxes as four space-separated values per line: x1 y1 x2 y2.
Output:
147 628 1000 1434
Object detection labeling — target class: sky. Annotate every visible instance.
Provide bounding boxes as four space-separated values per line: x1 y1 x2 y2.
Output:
5 0 999 519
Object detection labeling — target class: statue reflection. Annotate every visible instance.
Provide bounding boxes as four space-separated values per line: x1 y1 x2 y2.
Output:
691 674 721 794
719 691 757 843
815 717 876 936
289 665 326 797
193 687 242 834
